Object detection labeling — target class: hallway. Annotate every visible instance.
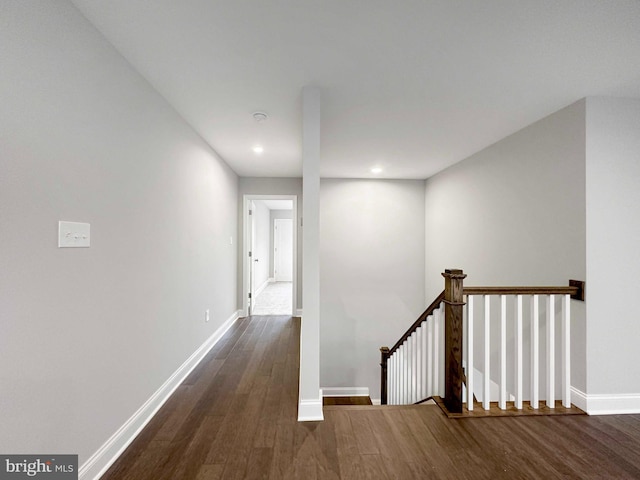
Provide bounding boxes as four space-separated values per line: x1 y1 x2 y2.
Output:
101 316 640 479
252 282 293 315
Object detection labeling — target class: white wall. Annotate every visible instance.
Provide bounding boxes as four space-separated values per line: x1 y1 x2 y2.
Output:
251 200 271 291
238 178 303 309
585 97 640 398
0 1 238 463
320 179 426 400
424 100 587 392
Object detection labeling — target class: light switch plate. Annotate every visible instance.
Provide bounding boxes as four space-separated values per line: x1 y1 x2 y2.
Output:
58 221 90 248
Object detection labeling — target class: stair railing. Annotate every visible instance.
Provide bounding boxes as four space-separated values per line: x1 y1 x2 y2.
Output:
381 269 585 414
380 291 445 406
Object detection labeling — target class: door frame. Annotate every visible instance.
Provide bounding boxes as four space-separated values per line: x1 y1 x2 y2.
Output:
242 194 297 317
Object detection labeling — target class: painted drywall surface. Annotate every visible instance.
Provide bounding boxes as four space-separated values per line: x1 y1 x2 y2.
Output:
238 178 303 309
320 179 426 398
0 1 237 462
269 210 294 277
300 87 322 416
424 100 587 393
251 200 271 292
585 97 640 395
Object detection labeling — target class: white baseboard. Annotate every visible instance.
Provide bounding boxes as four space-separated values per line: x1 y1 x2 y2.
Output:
255 279 270 297
79 310 242 480
322 387 370 397
295 309 303 317
298 389 324 422
570 387 588 412
371 398 381 406
268 277 275 283
571 387 640 415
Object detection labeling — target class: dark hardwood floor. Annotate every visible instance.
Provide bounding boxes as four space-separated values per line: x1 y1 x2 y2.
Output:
101 315 640 479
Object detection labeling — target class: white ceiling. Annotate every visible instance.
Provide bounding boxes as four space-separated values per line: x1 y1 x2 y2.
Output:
71 0 640 179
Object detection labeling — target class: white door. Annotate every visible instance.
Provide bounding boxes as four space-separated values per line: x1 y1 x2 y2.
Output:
274 219 293 282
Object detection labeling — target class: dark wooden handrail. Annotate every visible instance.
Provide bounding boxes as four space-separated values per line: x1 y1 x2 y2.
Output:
388 290 445 356
463 286 577 296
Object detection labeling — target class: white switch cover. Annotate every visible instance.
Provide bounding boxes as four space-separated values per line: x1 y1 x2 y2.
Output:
58 221 90 248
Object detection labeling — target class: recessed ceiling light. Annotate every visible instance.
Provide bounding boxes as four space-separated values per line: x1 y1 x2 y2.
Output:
252 112 268 123
371 167 383 174
253 145 264 154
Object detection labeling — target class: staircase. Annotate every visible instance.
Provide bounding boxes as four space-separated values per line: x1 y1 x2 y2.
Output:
380 269 585 417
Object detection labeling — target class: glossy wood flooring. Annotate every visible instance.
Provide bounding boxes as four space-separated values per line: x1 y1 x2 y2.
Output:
102 315 640 479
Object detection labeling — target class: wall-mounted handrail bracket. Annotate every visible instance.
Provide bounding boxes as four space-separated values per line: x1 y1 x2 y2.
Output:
569 279 585 301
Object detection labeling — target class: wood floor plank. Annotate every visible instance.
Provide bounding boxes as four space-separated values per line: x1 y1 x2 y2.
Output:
313 412 340 478
397 407 465 479
252 384 281 448
242 447 273 480
195 464 225 480
349 410 379 455
359 454 389 480
268 423 295 479
365 409 419 480
168 415 225 480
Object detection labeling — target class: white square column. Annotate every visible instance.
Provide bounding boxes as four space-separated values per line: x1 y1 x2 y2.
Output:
298 86 323 421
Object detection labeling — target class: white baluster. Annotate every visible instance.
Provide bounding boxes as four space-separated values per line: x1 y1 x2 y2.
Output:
387 352 396 405
531 295 539 409
407 335 412 403
416 326 422 402
393 350 400 405
403 343 408 404
427 315 434 397
392 353 397 405
433 308 440 397
483 295 491 410
547 295 555 409
403 338 411 405
421 320 428 399
499 295 507 410
439 303 446 396
515 294 523 410
407 335 415 403
411 332 418 403
396 345 403 405
403 342 407 404
467 295 474 411
388 354 393 405
394 350 398 405
562 294 571 408
395 352 400 405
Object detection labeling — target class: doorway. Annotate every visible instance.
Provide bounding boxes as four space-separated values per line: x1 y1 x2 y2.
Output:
243 195 297 316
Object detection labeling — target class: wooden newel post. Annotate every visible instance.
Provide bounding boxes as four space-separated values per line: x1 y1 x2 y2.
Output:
442 269 466 413
380 346 390 405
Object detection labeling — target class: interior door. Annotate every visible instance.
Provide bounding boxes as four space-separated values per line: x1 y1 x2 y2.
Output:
274 218 293 282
